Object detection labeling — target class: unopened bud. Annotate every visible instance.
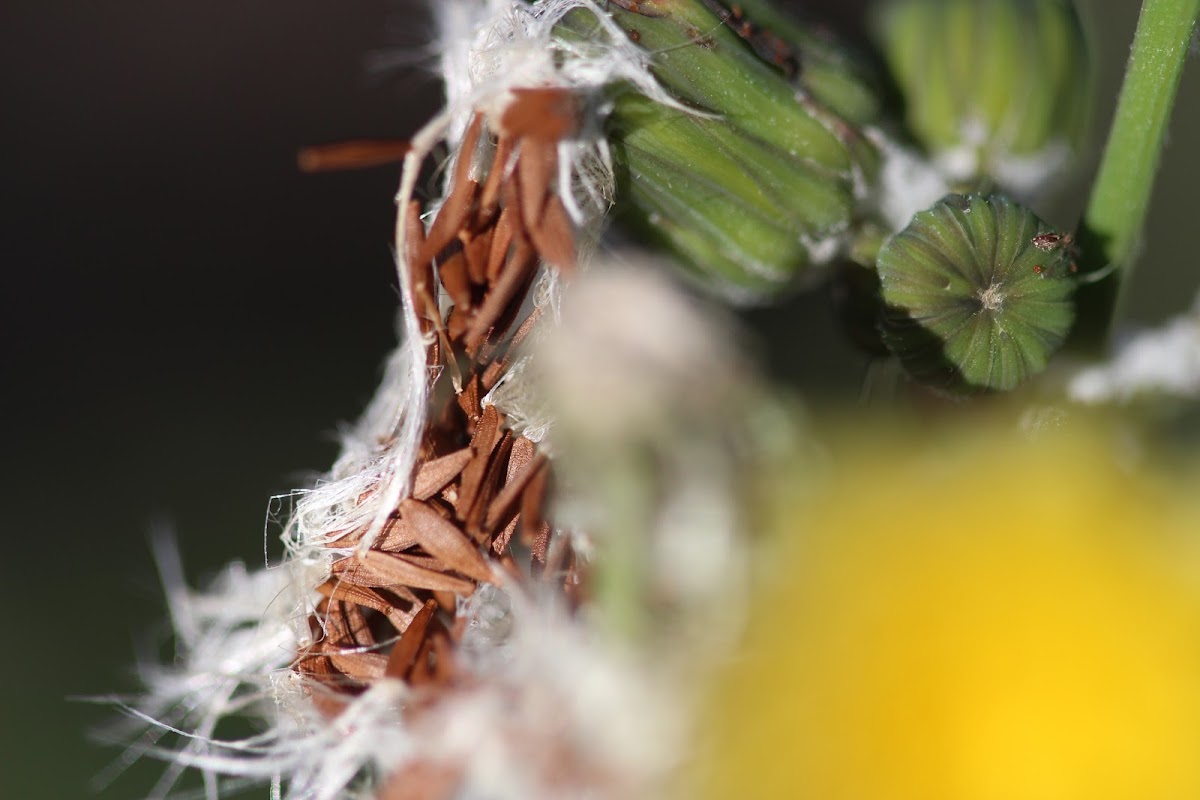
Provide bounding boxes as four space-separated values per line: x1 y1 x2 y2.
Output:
876 0 1090 196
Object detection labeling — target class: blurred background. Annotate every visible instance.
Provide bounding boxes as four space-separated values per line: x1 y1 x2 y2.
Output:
2 0 1196 796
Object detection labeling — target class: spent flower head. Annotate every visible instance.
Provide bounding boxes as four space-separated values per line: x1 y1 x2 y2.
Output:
107 1 1200 798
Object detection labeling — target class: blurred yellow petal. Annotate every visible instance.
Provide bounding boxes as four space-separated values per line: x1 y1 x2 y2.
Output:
692 430 1200 800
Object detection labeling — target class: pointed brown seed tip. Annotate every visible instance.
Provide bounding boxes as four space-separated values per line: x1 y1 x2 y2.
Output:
377 515 419 552
385 598 439 679
456 405 503 515
416 179 479 268
477 135 515 226
297 139 412 172
485 452 548 532
464 242 538 349
465 431 514 539
530 193 577 273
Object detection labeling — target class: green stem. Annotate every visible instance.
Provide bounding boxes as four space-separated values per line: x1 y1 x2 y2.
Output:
1075 0 1199 343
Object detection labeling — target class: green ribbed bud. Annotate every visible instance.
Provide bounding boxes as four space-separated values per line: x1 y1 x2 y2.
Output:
876 0 1090 195
877 194 1076 393
573 1 883 301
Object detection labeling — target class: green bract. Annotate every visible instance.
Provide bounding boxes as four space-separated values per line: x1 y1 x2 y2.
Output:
575 0 882 302
876 0 1090 194
877 194 1076 393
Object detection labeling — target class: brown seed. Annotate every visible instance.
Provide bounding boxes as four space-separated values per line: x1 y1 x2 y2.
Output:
481 306 544 392
530 522 553 576
485 451 547 533
456 405 502 517
465 242 537 350
334 551 478 595
517 137 556 235
452 113 485 191
408 634 439 686
438 247 473 310
499 88 580 141
462 224 496 288
403 200 439 333
318 580 396 616
486 202 518 284
493 514 520 556
500 174 531 251
480 264 539 356
456 373 482 423
432 590 458 613
385 599 438 679
324 601 354 646
377 515 419 552
418 179 479 268
328 651 389 682
343 601 375 647
465 431 514 539
478 136 515 227
412 448 473 501
297 139 412 173
399 552 451 571
318 581 416 635
401 498 494 584
520 462 550 546
530 192 577 273
447 305 472 344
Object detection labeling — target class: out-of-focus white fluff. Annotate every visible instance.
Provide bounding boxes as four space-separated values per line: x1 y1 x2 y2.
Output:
868 128 952 233
411 586 686 800
1069 297 1200 404
526 261 760 653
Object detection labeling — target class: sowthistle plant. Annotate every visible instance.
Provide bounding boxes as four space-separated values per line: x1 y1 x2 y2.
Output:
103 1 1200 798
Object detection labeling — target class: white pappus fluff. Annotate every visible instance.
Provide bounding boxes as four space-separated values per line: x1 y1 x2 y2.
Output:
1069 296 1200 404
97 537 328 800
866 127 952 234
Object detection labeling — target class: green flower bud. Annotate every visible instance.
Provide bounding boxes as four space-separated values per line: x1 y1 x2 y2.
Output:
572 1 883 301
877 194 1076 393
876 0 1090 195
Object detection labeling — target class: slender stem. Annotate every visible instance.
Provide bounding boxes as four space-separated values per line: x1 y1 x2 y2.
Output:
1075 0 1199 341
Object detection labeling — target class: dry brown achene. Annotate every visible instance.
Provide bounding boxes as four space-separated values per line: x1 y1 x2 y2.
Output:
294 92 585 743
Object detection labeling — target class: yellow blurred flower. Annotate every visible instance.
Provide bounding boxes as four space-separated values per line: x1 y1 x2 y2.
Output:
691 429 1200 799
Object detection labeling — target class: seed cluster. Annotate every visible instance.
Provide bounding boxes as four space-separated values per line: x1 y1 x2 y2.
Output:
294 91 582 742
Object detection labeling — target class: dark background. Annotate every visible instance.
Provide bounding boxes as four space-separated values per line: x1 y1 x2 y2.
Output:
2 1 1196 797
